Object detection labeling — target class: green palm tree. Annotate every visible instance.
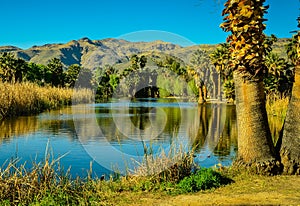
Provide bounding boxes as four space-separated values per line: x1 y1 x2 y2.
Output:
189 49 212 103
264 52 293 96
221 0 279 173
210 43 231 102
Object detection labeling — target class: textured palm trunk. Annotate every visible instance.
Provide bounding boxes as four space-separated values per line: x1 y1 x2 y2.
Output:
233 71 280 174
279 65 300 175
203 85 208 100
218 73 222 101
198 86 205 104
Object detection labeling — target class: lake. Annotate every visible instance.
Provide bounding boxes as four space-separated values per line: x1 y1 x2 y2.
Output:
0 98 238 177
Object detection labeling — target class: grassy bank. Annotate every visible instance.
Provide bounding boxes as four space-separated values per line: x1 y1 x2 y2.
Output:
0 145 233 205
119 171 300 206
0 82 93 120
1 156 299 205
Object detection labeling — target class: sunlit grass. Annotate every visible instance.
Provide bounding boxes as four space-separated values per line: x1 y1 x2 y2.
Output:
0 82 93 120
266 94 290 142
266 94 289 120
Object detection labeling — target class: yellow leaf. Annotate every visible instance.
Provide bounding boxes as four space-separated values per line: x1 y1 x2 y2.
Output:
240 5 253 18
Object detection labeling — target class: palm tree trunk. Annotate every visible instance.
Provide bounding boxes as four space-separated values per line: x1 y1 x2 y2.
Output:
218 73 222 101
198 86 205 104
203 85 207 100
279 66 300 175
233 71 280 174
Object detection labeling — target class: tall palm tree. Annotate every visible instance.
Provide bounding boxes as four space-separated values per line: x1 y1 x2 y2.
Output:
210 43 231 102
279 16 300 174
189 49 212 103
221 0 279 173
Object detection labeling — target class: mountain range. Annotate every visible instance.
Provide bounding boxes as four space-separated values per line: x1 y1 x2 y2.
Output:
0 37 289 69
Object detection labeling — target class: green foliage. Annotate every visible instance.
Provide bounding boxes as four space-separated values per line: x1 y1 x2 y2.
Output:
264 52 294 96
25 63 51 85
65 64 81 87
208 35 293 101
223 79 235 101
187 79 198 97
47 58 64 87
176 168 228 193
0 52 28 83
95 65 120 99
286 33 300 66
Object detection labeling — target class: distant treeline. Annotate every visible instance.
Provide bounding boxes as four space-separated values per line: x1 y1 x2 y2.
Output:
0 34 295 103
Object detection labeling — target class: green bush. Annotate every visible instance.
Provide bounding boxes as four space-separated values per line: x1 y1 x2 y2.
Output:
176 168 226 193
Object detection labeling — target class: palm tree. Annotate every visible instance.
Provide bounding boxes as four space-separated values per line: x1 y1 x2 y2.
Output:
264 52 293 96
279 16 300 174
220 0 279 173
210 43 231 102
189 49 212 103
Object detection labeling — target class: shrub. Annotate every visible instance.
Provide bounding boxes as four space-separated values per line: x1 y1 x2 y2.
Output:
176 168 229 193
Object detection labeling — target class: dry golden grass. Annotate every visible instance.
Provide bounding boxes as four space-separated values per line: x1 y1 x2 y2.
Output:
131 145 195 183
266 95 289 120
0 82 93 120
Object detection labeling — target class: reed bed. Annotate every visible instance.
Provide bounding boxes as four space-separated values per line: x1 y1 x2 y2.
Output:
0 82 94 120
130 144 196 183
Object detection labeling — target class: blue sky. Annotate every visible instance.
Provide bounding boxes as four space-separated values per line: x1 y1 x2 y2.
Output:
0 0 299 49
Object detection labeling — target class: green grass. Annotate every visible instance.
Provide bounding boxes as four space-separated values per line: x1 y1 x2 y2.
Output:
175 168 232 194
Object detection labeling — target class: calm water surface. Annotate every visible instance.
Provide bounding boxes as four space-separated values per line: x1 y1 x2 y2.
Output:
0 98 238 177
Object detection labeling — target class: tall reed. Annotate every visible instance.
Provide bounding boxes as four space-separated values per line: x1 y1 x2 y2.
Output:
130 143 196 183
0 82 94 120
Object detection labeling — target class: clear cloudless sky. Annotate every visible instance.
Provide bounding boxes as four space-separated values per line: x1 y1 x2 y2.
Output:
0 0 299 49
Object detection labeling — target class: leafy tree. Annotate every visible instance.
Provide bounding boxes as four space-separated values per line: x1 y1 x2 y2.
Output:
120 55 148 97
65 64 81 87
24 63 51 85
25 62 42 83
47 58 64 87
221 0 279 173
96 65 120 98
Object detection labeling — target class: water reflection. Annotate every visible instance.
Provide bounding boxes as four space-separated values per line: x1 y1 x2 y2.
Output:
0 99 241 176
0 116 38 140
